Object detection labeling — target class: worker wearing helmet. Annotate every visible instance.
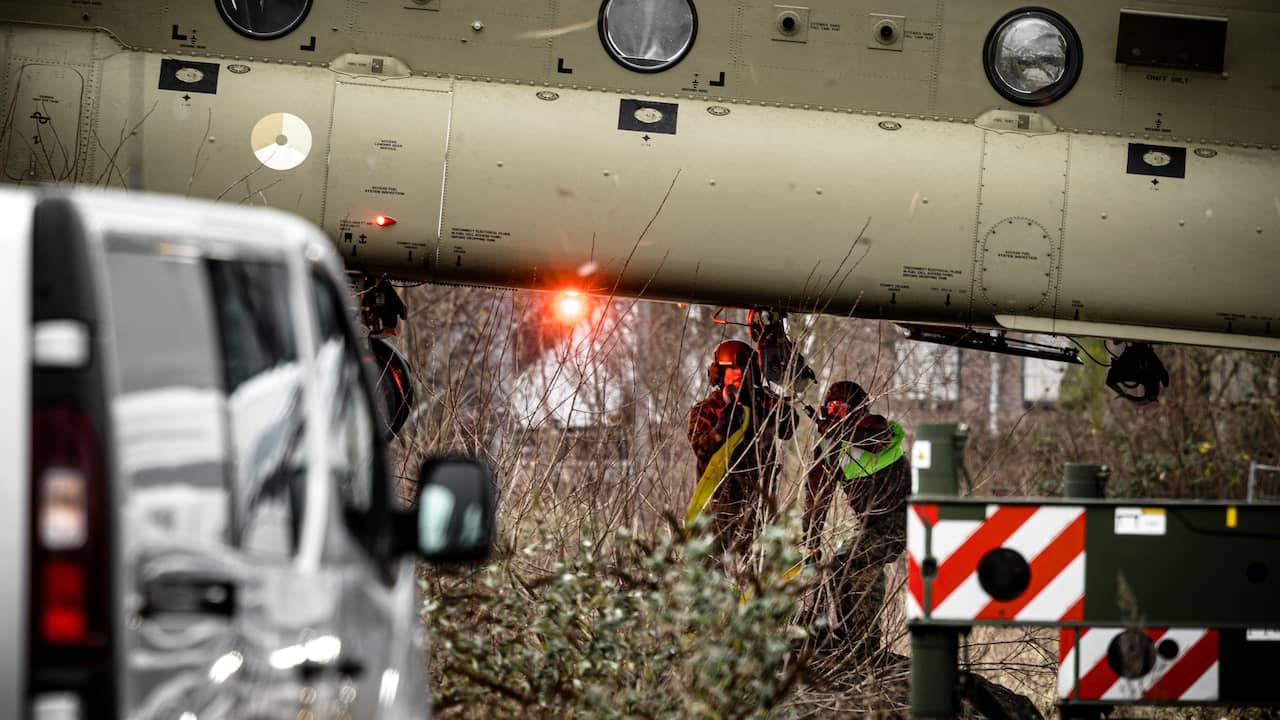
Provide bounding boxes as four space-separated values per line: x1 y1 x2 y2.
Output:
802 380 909 658
687 339 797 558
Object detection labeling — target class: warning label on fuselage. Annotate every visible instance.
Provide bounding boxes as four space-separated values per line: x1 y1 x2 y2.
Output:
903 266 962 281
450 227 510 243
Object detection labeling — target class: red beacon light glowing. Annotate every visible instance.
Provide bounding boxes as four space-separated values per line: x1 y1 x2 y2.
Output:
374 215 396 227
554 291 588 324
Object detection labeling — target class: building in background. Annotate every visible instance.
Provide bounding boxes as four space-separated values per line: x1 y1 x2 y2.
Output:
887 332 1070 435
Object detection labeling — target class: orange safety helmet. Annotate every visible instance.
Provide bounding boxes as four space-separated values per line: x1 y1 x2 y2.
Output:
822 380 868 423
707 339 753 387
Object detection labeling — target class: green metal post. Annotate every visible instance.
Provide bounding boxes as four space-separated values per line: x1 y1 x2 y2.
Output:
910 423 968 718
1063 463 1108 500
911 629 961 719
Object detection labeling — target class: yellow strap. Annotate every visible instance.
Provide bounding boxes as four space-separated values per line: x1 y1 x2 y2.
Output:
738 560 805 605
685 407 750 527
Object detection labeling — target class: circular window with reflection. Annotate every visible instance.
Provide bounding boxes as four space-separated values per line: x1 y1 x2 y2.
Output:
983 8 1082 106
216 0 313 40
599 0 698 73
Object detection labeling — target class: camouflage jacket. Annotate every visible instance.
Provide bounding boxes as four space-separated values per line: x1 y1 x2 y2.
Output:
688 385 797 555
803 414 910 556
687 386 796 480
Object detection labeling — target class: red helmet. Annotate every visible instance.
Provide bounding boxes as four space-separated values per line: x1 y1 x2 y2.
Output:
852 413 892 448
822 381 868 422
708 339 753 387
714 339 753 368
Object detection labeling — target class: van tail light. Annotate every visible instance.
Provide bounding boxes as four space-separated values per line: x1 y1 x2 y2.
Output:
29 408 112 692
28 196 118 715
40 466 89 552
41 560 87 644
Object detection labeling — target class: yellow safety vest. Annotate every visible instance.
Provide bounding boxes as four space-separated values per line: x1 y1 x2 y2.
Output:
685 407 750 527
824 421 906 483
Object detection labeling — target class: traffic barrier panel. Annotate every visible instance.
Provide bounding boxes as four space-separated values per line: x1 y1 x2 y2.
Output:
1059 627 1218 702
908 502 1085 623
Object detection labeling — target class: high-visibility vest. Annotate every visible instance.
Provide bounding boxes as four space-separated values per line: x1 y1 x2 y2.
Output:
822 420 905 483
685 407 750 527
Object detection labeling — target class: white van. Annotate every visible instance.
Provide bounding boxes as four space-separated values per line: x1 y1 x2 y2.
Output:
1 188 493 720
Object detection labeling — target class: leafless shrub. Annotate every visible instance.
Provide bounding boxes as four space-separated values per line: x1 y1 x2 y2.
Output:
384 281 1277 717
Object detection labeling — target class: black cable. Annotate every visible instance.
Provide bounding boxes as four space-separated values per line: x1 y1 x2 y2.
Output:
1069 337 1111 367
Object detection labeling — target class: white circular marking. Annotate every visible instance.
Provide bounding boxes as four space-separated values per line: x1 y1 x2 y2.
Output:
251 112 312 171
1143 150 1172 167
175 67 204 84
633 106 663 124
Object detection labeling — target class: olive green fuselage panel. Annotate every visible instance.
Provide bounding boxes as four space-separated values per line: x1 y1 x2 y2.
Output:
0 2 1276 351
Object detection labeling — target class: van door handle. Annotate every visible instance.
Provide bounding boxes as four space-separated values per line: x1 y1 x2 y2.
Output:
139 574 237 618
297 654 366 681
337 657 366 679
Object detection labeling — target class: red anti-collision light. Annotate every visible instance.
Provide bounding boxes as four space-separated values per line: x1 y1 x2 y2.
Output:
374 215 396 227
554 291 588 324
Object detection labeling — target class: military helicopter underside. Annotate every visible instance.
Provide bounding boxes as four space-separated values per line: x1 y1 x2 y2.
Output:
0 1 1277 415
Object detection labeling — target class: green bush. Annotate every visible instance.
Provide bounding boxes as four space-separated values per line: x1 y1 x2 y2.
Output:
425 519 811 719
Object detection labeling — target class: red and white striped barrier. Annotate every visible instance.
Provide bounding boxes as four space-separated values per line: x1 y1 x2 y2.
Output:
907 503 1086 622
1059 627 1219 702
905 504 931 620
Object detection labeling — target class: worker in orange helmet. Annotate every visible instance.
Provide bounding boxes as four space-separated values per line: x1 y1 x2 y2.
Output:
803 380 910 659
686 339 797 559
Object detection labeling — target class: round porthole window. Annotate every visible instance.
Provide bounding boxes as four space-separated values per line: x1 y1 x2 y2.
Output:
216 0 313 40
983 8 1082 106
599 0 698 73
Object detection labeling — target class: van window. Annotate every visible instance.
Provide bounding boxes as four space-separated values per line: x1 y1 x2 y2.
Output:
105 244 307 556
206 260 297 390
310 269 387 541
108 253 222 395
206 259 306 557
105 249 229 545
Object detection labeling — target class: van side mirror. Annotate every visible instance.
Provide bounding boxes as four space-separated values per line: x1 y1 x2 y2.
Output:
399 456 495 564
